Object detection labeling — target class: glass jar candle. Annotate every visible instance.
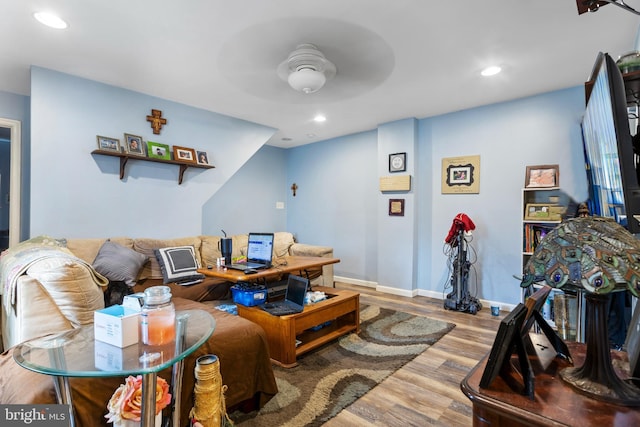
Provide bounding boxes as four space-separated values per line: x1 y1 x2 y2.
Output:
140 285 176 345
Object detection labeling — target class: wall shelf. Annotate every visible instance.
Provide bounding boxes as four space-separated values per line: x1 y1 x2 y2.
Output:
91 149 214 184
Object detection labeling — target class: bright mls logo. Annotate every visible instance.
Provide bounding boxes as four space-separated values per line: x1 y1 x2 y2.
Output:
0 405 70 426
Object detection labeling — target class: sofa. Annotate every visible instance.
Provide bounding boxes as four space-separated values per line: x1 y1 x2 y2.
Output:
0 232 334 427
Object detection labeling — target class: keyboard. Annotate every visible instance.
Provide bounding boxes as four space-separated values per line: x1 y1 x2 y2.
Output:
262 303 299 316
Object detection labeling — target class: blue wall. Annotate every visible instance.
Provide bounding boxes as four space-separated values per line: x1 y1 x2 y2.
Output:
286 131 378 279
286 86 587 305
0 67 587 306
202 145 288 236
29 67 276 238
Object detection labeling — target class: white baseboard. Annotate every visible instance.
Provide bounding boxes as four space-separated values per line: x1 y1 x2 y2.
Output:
335 276 516 312
334 276 376 288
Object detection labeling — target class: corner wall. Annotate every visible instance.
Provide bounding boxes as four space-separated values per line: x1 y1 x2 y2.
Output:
29 67 276 239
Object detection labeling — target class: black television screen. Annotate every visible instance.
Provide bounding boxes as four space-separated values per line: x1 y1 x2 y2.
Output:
581 52 640 234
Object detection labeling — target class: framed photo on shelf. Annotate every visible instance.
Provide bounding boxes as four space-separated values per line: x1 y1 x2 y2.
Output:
147 141 171 160
96 135 121 152
524 203 554 220
389 152 406 173
196 151 209 165
124 133 145 156
525 164 559 188
480 303 529 389
173 146 196 163
389 198 405 216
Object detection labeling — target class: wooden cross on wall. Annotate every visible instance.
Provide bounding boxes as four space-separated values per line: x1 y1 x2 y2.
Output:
146 109 167 134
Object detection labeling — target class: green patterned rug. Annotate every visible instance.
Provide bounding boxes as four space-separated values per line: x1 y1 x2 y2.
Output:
230 305 455 427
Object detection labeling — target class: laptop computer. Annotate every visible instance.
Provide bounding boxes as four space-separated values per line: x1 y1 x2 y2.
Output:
261 275 309 316
227 232 274 271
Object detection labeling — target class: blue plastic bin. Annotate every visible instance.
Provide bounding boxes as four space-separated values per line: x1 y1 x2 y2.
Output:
231 284 267 307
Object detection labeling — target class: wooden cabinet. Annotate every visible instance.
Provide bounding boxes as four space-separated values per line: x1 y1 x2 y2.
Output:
91 149 214 184
461 339 638 427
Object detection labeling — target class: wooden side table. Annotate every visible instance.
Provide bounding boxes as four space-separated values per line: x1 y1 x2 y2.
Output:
461 338 640 426
237 287 359 367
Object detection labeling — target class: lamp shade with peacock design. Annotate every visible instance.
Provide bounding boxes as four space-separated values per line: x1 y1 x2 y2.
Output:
521 216 640 405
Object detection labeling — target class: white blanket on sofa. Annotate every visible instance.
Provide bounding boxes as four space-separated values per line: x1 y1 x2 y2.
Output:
1 241 107 311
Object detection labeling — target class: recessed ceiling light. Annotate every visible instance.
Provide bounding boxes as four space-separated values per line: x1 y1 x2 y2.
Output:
481 66 502 77
306 133 316 138
281 137 292 141
34 12 68 29
313 115 326 123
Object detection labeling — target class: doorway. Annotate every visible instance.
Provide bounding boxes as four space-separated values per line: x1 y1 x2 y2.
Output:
0 118 21 250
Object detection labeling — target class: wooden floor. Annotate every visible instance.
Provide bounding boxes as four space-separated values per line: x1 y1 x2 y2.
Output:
323 282 502 427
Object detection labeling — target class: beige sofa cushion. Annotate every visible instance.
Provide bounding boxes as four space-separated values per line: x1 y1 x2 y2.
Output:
273 232 295 258
66 237 134 264
3 276 74 348
134 237 202 280
26 257 106 328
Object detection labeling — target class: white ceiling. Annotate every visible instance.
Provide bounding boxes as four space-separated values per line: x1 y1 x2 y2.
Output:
2 1 639 148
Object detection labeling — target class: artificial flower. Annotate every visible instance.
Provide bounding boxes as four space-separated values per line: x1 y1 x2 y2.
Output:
105 375 171 424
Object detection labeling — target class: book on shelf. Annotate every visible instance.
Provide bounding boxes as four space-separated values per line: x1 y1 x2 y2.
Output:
523 223 556 253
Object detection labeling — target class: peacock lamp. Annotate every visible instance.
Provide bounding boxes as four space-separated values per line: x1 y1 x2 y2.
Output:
521 215 640 406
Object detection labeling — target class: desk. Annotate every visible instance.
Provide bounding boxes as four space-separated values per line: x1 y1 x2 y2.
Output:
198 255 340 283
461 340 640 426
13 309 215 427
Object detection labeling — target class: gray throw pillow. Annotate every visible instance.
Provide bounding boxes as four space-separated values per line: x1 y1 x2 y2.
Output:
93 240 148 286
154 245 205 284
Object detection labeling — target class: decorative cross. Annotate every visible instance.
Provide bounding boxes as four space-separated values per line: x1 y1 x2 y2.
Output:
146 109 167 134
291 183 298 197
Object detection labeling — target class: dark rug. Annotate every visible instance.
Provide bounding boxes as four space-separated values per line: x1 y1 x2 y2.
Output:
230 305 456 427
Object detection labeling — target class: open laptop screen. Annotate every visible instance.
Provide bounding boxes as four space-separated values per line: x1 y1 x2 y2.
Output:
247 233 274 263
286 275 309 307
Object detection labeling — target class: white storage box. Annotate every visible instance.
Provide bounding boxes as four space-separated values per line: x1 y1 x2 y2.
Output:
94 305 139 347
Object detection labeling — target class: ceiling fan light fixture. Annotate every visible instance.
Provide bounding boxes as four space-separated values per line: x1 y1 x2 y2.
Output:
278 43 336 94
288 67 326 94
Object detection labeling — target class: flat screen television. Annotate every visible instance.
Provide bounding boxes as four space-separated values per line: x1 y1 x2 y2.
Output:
581 52 640 234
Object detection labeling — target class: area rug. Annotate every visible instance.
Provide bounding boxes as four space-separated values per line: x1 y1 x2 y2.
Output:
229 304 455 427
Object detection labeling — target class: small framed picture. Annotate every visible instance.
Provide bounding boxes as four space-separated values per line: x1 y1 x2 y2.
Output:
96 135 121 152
147 141 171 160
524 203 553 220
525 164 559 188
124 133 145 156
448 165 472 185
389 152 406 173
173 146 196 163
196 151 209 165
389 198 405 216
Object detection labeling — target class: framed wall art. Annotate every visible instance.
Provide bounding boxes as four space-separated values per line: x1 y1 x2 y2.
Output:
196 151 209 165
173 146 196 163
96 135 121 153
525 164 559 188
124 133 144 156
389 152 407 173
147 141 171 160
524 203 554 220
389 199 405 216
441 155 480 194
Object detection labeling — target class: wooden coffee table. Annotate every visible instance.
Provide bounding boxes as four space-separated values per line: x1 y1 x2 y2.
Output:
237 287 360 368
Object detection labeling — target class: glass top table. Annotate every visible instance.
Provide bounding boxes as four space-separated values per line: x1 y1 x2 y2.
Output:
13 309 215 427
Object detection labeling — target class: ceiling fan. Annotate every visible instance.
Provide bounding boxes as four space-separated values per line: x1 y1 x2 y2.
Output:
576 0 640 15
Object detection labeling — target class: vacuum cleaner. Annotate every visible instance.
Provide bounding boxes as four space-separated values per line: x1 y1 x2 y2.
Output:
443 213 482 314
